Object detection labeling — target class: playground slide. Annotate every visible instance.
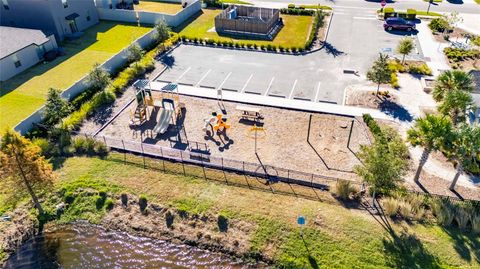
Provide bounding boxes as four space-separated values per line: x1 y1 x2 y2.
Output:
153 102 174 134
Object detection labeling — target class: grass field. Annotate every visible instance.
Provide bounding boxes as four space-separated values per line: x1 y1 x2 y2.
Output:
134 0 184 14
174 9 314 49
50 154 480 269
0 21 152 129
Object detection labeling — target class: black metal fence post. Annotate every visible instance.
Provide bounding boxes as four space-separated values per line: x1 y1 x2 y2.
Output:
140 142 146 169
180 151 186 176
121 139 126 164
160 147 166 172
222 157 227 183
200 154 206 180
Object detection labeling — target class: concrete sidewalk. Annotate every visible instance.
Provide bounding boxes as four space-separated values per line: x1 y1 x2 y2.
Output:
457 13 480 35
416 21 451 77
148 81 391 120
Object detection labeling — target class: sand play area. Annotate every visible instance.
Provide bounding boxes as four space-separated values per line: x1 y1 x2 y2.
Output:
85 88 371 181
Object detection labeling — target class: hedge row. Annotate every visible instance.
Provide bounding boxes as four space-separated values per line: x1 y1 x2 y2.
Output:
179 36 309 53
362 114 382 138
383 8 417 20
60 35 180 131
305 10 325 50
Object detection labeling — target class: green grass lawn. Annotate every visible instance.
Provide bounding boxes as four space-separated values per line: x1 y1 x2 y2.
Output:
0 21 152 129
50 154 480 269
174 9 314 48
134 0 184 14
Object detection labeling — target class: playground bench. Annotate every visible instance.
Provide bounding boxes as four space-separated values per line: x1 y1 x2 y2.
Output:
236 105 262 120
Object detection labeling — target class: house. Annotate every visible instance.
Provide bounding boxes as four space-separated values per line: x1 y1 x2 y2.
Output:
0 26 58 81
468 70 480 125
0 0 99 42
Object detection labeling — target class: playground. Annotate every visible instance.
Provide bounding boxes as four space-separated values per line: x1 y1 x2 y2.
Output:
85 83 371 181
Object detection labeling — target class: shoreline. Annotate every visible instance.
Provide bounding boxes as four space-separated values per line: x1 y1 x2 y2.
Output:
0 194 270 268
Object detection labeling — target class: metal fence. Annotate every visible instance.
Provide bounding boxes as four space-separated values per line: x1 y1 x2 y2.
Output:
77 132 355 193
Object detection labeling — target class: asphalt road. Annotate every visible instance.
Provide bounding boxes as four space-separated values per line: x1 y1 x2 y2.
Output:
252 0 480 14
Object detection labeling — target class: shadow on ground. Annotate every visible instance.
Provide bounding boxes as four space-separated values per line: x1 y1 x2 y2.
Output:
383 231 441 269
322 42 344 57
443 226 480 264
379 99 413 122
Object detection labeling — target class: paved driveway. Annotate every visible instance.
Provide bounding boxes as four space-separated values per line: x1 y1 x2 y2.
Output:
156 8 423 104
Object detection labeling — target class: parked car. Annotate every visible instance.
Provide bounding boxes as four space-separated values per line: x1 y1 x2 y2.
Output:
383 17 416 31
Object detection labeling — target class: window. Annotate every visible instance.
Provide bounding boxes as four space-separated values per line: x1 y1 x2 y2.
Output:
12 53 21 68
2 0 9 10
61 0 68 8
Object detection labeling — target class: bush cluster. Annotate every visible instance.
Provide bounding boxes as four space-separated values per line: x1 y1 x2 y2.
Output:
334 180 358 200
381 194 425 221
280 8 315 16
443 47 480 63
305 10 325 50
429 18 449 32
71 136 108 156
362 114 382 137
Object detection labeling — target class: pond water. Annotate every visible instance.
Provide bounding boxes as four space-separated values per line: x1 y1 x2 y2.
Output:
3 223 264 269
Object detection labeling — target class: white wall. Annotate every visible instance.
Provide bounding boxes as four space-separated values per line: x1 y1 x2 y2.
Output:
97 0 201 27
0 35 57 81
14 28 158 134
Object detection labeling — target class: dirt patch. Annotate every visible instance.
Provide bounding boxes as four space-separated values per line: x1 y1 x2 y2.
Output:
345 90 398 109
0 207 37 266
432 28 470 44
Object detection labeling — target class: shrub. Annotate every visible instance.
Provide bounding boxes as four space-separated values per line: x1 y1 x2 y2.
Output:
217 214 229 232
388 60 406 73
105 198 114 210
390 73 399 88
362 114 382 137
455 206 470 230
95 195 105 209
383 7 395 18
139 195 148 212
99 189 107 200
473 213 480 234
334 180 356 200
305 10 325 49
288 3 295 8
406 9 416 20
382 197 399 217
407 63 432 75
33 137 51 157
260 44 265 50
429 18 449 33
64 191 76 204
266 44 272 51
398 201 412 220
432 198 455 226
94 141 108 157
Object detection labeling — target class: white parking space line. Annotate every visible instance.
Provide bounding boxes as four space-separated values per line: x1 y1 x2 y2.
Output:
196 69 211 86
218 72 232 90
334 5 377 10
353 17 377 20
175 66 191 82
264 77 275 96
334 12 348 15
241 74 253 93
314 82 321 102
288 80 298 99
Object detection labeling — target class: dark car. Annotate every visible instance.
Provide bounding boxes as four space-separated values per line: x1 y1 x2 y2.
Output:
383 17 415 31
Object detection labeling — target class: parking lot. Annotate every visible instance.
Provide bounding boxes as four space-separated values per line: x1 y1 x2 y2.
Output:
155 8 422 105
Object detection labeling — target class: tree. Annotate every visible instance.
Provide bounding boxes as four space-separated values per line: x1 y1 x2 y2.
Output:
367 53 392 96
354 127 409 195
0 130 54 217
155 19 171 44
432 70 474 102
87 63 111 90
407 114 453 183
449 124 480 190
43 88 72 127
127 43 144 63
438 89 473 125
397 37 414 64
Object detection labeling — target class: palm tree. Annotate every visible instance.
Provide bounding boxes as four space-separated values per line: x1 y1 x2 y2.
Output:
433 70 475 102
438 89 474 125
449 124 480 191
407 114 453 183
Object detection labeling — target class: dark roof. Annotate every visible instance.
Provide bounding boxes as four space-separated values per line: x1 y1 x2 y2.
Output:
0 26 50 59
65 13 79 20
469 70 480 94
